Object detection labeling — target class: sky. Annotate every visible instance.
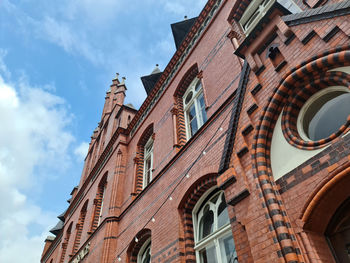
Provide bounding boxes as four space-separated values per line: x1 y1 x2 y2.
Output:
0 0 206 262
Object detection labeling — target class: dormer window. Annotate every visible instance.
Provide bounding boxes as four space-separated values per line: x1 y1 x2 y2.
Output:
183 78 207 139
239 0 275 34
239 0 300 35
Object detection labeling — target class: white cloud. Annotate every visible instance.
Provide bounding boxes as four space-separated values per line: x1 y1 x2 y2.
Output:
0 49 11 79
0 57 79 262
74 141 89 161
39 16 105 65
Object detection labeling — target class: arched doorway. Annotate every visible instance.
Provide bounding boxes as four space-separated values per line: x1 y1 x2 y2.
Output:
326 197 350 262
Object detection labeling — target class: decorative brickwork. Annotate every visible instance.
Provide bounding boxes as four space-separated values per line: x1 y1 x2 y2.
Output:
89 173 108 233
127 229 151 263
72 201 88 255
41 1 350 263
59 222 72 263
179 174 217 263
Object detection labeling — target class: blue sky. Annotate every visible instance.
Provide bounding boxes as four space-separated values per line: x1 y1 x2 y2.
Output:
0 0 205 261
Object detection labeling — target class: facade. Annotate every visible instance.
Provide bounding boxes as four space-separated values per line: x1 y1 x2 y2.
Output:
41 0 350 262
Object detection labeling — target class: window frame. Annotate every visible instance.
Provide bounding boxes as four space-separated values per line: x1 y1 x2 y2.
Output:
239 0 301 35
296 86 350 141
192 189 237 263
142 137 154 189
137 238 151 263
239 0 275 35
183 78 207 140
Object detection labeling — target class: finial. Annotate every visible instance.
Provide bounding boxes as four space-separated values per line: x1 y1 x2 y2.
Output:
121 77 126 85
113 73 120 81
151 64 161 74
184 15 188 20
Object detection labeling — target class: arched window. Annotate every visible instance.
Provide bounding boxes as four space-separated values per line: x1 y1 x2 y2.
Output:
137 238 151 263
59 222 73 263
72 200 88 254
173 64 207 145
134 124 154 193
90 174 107 233
127 229 151 263
193 190 237 263
183 78 207 139
326 197 350 262
142 137 153 189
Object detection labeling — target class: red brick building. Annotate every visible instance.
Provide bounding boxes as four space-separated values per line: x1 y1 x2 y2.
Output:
41 0 350 262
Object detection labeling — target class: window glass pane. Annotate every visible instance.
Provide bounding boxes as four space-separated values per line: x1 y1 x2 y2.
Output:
190 118 198 136
210 193 220 204
219 235 237 263
199 206 214 239
198 93 207 123
195 81 202 91
217 199 230 229
144 157 152 186
185 91 193 105
141 247 151 263
188 104 198 136
188 104 196 122
199 243 218 263
307 93 350 141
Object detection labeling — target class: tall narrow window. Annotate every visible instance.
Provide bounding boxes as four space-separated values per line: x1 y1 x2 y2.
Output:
194 190 238 263
142 137 153 189
183 78 207 139
59 222 72 263
138 238 151 263
90 175 107 233
72 201 88 255
97 184 106 225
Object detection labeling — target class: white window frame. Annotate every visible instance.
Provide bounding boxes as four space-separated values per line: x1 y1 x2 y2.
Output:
239 0 301 35
239 0 275 35
193 189 238 263
137 238 151 263
183 78 207 140
142 137 153 189
296 86 350 141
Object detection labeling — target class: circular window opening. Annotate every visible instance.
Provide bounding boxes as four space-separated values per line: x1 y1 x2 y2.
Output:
298 87 350 141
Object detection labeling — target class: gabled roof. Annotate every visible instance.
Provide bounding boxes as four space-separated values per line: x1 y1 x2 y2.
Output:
49 220 64 236
141 72 163 95
171 17 197 49
57 210 66 222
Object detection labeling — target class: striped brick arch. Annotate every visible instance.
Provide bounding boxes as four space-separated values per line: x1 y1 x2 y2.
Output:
126 228 151 263
135 124 154 193
282 70 350 149
178 174 217 263
252 46 350 262
173 64 199 147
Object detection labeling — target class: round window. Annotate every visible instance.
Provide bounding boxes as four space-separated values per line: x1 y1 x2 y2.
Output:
298 88 350 141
